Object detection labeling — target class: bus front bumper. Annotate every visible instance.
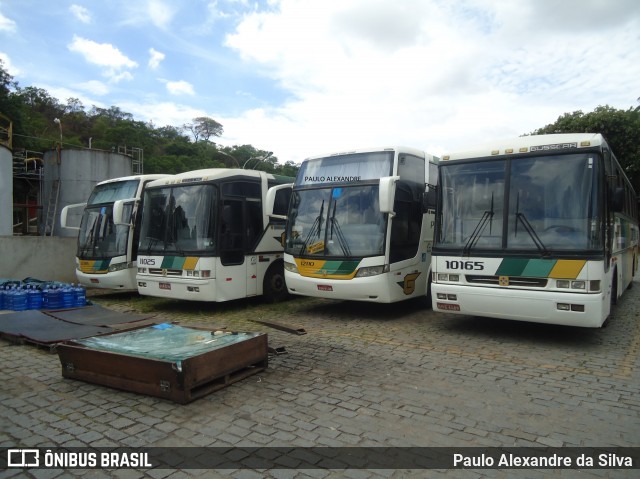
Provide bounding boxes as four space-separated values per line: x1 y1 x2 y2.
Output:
285 272 408 303
431 283 609 328
76 269 137 291
136 276 217 301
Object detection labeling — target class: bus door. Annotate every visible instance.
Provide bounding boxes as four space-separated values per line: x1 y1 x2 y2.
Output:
218 200 247 300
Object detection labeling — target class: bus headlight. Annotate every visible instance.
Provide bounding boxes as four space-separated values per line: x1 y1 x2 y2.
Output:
437 273 460 282
138 267 147 274
185 270 211 278
355 265 389 278
284 261 299 274
108 262 128 272
557 279 586 290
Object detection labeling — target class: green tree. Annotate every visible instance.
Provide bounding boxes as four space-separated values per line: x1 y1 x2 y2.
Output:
532 105 640 192
183 116 223 143
0 60 300 176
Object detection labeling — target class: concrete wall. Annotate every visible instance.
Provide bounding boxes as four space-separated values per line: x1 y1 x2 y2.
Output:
0 236 77 283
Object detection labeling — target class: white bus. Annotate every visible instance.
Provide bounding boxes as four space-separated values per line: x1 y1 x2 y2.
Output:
124 168 293 303
283 146 438 303
432 133 638 327
61 174 170 290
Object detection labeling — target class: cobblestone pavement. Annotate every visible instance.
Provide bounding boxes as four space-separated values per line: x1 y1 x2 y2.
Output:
1 279 639 479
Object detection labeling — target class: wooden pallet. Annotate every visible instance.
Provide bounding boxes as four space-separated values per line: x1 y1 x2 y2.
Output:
56 328 268 404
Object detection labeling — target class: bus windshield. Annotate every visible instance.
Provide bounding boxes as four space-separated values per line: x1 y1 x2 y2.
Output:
139 184 217 255
285 185 385 258
77 205 130 259
437 153 603 253
87 179 140 205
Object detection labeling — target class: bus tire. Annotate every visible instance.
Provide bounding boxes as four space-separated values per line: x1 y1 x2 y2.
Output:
263 261 288 303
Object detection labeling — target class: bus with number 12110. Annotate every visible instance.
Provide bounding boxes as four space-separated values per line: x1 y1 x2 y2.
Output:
282 146 439 303
431 133 638 327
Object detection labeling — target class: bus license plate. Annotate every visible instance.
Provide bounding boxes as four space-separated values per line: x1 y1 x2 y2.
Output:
317 285 333 292
159 282 171 290
437 302 460 311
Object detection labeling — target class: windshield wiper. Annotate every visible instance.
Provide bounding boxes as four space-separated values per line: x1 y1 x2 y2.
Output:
80 215 99 257
514 193 548 257
463 193 494 255
146 237 161 254
329 201 352 257
301 200 325 254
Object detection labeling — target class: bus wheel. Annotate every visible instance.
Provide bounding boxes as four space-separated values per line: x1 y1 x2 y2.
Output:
263 261 288 303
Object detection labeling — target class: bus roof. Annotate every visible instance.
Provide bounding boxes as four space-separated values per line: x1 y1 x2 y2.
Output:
144 168 292 188
95 174 171 186
442 133 605 162
303 146 429 162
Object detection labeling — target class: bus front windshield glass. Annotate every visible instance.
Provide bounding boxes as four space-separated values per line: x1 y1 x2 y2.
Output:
285 185 386 258
437 153 602 253
77 205 130 259
77 179 141 259
87 180 140 205
139 184 217 255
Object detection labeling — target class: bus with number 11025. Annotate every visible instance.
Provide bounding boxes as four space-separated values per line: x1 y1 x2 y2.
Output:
115 168 293 303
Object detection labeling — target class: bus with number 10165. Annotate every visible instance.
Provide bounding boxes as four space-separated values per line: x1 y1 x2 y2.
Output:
431 133 638 327
282 146 438 303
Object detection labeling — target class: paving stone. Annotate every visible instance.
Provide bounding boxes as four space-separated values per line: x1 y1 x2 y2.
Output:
1 284 639 478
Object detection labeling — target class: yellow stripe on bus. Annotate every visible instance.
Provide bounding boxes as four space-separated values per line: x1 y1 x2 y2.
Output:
548 260 586 279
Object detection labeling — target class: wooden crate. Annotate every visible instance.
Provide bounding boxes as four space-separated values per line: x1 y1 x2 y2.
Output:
56 326 268 404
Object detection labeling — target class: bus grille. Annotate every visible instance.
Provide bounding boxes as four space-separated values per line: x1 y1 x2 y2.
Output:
465 275 548 288
148 268 183 277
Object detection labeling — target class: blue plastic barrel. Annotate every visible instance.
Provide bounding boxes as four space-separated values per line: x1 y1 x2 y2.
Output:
74 284 87 307
13 287 27 311
62 284 75 308
27 286 43 310
46 286 62 310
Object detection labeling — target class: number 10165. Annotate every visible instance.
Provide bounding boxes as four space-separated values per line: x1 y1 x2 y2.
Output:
445 260 484 271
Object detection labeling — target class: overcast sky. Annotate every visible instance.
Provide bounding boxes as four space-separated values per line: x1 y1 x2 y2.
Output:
1 0 639 164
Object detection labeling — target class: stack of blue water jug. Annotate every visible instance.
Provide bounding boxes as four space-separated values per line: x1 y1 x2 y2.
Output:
0 281 87 311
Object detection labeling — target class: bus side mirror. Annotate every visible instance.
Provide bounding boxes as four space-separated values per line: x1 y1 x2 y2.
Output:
423 186 437 212
379 176 400 215
266 183 292 221
60 202 87 230
613 187 624 212
113 198 136 225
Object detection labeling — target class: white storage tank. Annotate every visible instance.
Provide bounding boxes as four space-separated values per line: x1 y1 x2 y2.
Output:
42 148 134 237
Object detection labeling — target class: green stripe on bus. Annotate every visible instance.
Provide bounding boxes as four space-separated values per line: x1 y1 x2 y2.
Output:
496 258 557 277
495 258 530 276
161 257 186 269
322 260 360 275
521 259 556 277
